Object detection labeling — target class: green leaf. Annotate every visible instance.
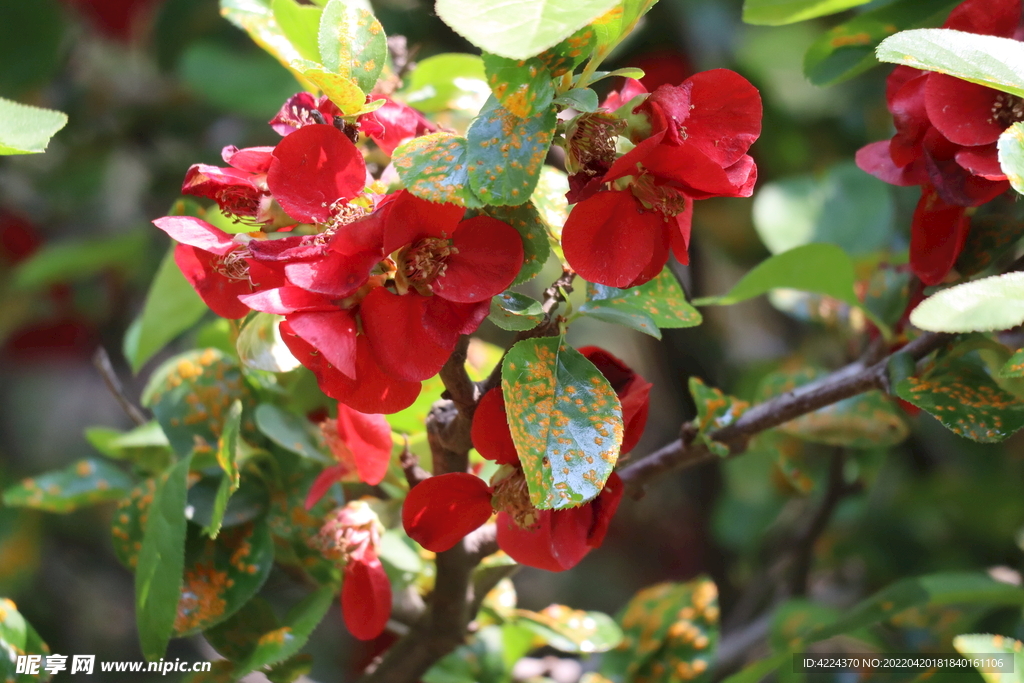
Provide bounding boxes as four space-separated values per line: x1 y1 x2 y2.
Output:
205 597 281 661
999 122 1024 195
288 58 366 114
112 479 157 569
581 299 662 338
467 98 557 206
501 337 623 509
954 634 1024 683
803 0 958 87
173 519 275 636
752 162 893 256
2 459 133 513
531 166 570 243
1001 347 1024 378
0 97 67 155
136 455 191 661
956 197 1024 277
237 313 301 373
895 356 1024 442
584 267 701 330
757 368 908 449
909 272 1024 333
601 577 719 683
876 28 1024 99
393 132 481 207
403 53 489 114
219 0 309 81
255 403 331 463
179 42 303 119
489 291 545 332
424 625 510 683
87 422 172 474
743 0 872 26
482 53 556 118
554 88 600 112
204 400 243 538
236 586 335 676
689 378 748 458
378 529 424 575
0 597 51 683
271 0 322 62
436 0 618 60
186 472 269 532
12 230 148 292
467 203 551 284
317 0 386 93
516 605 623 653
143 349 254 456
127 247 209 373
693 243 860 308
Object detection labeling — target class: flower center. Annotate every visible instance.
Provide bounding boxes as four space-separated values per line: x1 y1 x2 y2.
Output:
991 92 1024 127
630 171 689 218
216 186 271 225
491 465 539 530
393 237 458 295
213 247 252 281
312 502 382 566
566 112 626 176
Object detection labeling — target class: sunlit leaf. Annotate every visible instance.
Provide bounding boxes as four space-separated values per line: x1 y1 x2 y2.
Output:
489 291 545 332
583 266 701 337
743 0 872 26
999 122 1024 196
516 604 623 653
317 0 386 93
271 0 321 62
0 97 67 155
393 132 481 207
909 272 1024 333
954 634 1024 683
237 313 301 373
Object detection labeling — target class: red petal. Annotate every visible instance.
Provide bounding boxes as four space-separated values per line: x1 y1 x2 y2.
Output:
288 310 358 379
422 298 490 348
956 144 1006 180
433 216 524 303
856 141 920 186
944 0 1021 37
284 248 379 299
672 69 762 167
173 245 251 319
239 286 333 314
605 130 666 182
305 464 347 509
921 128 1009 206
222 145 274 173
496 506 593 571
361 97 437 156
342 556 392 640
382 191 465 254
888 74 929 167
267 124 366 224
562 190 667 288
154 216 235 255
924 74 1006 146
910 186 971 285
640 144 750 198
600 78 647 112
586 473 623 548
360 288 453 381
335 404 393 486
669 198 693 265
471 388 520 465
402 473 493 552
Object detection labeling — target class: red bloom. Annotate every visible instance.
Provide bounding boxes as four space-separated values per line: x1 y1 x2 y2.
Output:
563 70 761 287
359 96 438 156
306 404 394 509
181 146 276 225
856 0 1019 284
270 93 343 136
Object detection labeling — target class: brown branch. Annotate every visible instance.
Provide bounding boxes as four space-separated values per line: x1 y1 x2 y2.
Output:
618 331 953 495
92 347 148 426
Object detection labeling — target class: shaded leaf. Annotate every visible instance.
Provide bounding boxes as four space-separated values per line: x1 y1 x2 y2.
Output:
489 291 545 332
516 605 623 653
402 53 489 114
956 197 1024 277
205 597 281 661
254 403 331 463
237 313 302 373
317 0 386 92
501 337 623 509
909 272 1024 333
584 266 701 332
186 472 269 532
0 97 67 155
689 378 748 458
180 42 301 119
1001 347 1024 378
236 586 335 676
12 230 148 292
0 597 51 683
2 459 133 513
999 122 1024 196
204 400 243 538
86 422 172 475
393 133 481 207
112 479 158 570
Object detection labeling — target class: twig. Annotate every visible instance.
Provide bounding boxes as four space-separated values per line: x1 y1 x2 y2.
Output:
92 347 148 426
399 436 429 487
440 336 478 418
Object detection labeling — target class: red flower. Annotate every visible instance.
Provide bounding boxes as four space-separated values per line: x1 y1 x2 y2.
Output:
856 0 1019 284
563 70 761 287
306 404 394 509
359 96 438 156
270 93 343 136
181 146 277 225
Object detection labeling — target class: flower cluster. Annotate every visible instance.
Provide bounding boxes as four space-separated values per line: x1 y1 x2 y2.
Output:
857 0 1020 285
401 347 651 571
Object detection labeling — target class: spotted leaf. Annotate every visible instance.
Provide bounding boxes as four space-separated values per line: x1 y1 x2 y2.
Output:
2 459 133 513
954 634 1024 683
173 518 274 636
254 403 331 463
85 421 173 475
956 197 1024 277
112 479 157 569
467 202 550 284
501 337 623 510
757 367 908 449
601 577 719 683
516 604 623 653
317 0 386 93
0 597 51 683
1002 348 1024 378
489 291 544 332
896 357 1024 442
142 349 254 457
689 378 748 457
290 59 365 115
482 53 556 118
205 597 281 662
586 267 701 329
467 98 557 206
392 132 482 207
235 586 335 678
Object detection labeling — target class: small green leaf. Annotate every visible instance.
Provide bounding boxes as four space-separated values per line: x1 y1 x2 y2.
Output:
127 246 208 373
516 605 623 653
1002 347 1024 378
876 28 1024 99
482 53 556 118
743 0 872 26
436 0 617 60
402 53 489 114
255 403 331 463
204 401 243 538
317 0 386 93
236 586 335 676
271 0 321 62
693 243 860 308
803 0 958 87
2 459 133 513
909 272 1024 333
173 519 275 636
489 291 545 332
467 98 557 206
467 203 550 284
689 378 748 458
895 356 1024 442
554 88 600 112
0 97 67 155
378 529 424 575
237 313 302 373
954 634 1024 683
393 132 481 207
112 479 157 569
136 455 192 661
0 597 51 683
87 422 172 474
585 267 702 329
501 337 623 509
999 122 1024 195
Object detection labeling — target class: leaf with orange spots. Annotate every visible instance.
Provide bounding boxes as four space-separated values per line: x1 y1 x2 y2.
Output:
756 367 908 449
601 577 719 683
581 267 702 339
515 604 623 653
467 203 551 284
0 597 51 683
143 349 255 457
689 378 748 458
954 633 1024 683
489 291 545 332
236 586 335 677
85 421 173 475
317 0 386 93
1002 347 1024 378
206 597 281 661
290 59 366 114
956 197 1024 278
2 459 134 513
467 97 557 207
483 53 555 119
173 519 274 637
501 337 624 510
112 479 156 569
392 132 482 208
895 357 1024 443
